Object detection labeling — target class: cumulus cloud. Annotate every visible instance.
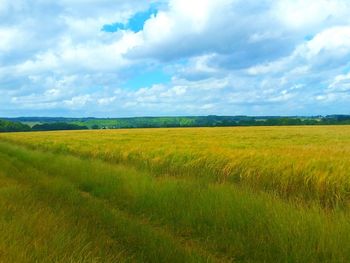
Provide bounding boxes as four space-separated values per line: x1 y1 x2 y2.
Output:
129 0 350 62
1 0 350 116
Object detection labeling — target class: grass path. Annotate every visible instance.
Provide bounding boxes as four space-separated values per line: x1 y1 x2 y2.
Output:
0 144 211 263
1 140 350 262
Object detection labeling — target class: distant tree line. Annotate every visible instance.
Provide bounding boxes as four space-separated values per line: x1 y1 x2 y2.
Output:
74 115 350 129
0 120 88 132
2 115 350 132
0 119 31 132
32 122 88 131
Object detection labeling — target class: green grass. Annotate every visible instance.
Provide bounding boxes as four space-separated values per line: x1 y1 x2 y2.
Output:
1 140 350 262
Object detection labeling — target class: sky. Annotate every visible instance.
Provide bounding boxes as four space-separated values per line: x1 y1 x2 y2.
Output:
1 0 350 117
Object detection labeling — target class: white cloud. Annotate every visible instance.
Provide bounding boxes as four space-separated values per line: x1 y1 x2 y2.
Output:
0 27 22 52
1 0 350 116
274 0 350 29
328 72 350 94
64 95 92 109
128 0 350 63
303 26 350 59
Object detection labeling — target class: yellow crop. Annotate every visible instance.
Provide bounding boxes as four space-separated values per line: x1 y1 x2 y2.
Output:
1 125 350 207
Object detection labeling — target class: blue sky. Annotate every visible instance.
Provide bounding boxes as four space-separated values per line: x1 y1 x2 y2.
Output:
102 4 158 33
1 0 350 117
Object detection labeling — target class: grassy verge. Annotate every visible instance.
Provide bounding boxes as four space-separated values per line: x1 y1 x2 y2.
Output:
0 170 131 262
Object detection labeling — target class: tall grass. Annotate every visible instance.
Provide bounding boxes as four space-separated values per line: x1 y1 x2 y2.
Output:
1 126 350 206
0 169 131 262
0 144 208 263
1 141 350 262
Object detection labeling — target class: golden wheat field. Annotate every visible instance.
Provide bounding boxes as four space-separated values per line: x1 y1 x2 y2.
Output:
1 125 350 206
1 126 350 262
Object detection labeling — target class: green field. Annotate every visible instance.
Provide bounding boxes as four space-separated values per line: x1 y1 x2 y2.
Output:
1 126 350 262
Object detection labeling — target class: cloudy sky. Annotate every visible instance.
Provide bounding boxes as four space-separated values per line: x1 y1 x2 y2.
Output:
1 0 350 117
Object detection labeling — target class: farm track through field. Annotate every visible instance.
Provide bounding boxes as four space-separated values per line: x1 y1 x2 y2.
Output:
0 142 219 263
1 138 350 262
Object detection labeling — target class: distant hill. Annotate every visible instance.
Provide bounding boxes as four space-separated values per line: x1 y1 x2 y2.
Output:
0 119 88 132
2 115 350 130
0 119 31 132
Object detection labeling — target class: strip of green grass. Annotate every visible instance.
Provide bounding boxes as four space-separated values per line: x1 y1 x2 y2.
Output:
0 144 216 263
0 173 131 262
1 141 350 262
